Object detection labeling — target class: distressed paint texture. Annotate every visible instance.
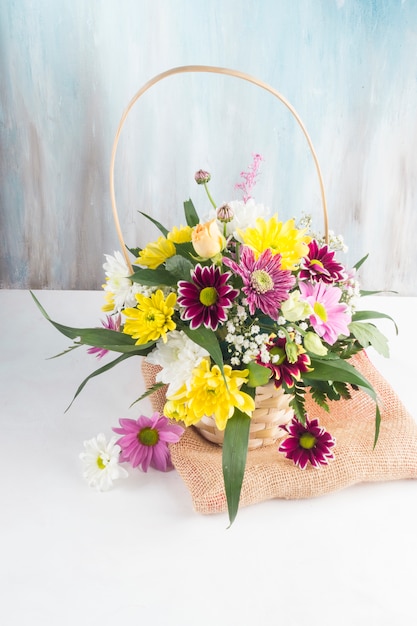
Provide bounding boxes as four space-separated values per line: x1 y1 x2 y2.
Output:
1 0 416 294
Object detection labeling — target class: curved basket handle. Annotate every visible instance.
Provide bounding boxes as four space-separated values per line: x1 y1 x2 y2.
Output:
109 65 329 272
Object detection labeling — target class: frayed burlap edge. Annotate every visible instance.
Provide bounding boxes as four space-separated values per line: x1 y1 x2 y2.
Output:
142 353 417 514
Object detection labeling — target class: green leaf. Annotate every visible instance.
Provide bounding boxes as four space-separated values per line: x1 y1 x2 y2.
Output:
126 245 141 258
360 289 397 297
305 357 378 401
173 242 195 258
180 324 225 373
31 291 148 353
129 381 166 408
66 353 134 411
374 404 381 448
310 379 340 402
310 386 330 412
333 380 352 400
183 199 200 227
353 253 369 271
130 267 178 287
348 321 390 357
337 339 363 360
289 383 306 423
306 356 381 446
47 344 82 359
165 254 194 281
222 405 252 526
351 310 398 334
245 361 271 387
138 211 169 237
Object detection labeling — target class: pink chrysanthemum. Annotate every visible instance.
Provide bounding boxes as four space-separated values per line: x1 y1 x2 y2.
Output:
259 336 311 388
279 415 335 469
299 281 351 345
87 314 121 359
177 264 239 331
299 240 346 284
223 246 295 319
113 413 184 472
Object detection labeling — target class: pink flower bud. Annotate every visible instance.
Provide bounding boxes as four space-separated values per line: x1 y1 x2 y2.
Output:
216 203 234 223
194 169 211 185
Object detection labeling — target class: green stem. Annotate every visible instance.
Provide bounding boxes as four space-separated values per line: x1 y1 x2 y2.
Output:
203 182 217 209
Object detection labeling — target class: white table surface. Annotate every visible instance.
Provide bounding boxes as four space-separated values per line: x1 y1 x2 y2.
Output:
1 289 417 626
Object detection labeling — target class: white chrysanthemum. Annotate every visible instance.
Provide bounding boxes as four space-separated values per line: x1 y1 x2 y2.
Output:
103 251 144 312
146 330 209 396
79 433 128 491
226 199 271 240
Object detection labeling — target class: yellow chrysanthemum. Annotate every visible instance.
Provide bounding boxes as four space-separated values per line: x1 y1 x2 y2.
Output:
239 215 311 270
168 360 255 431
137 236 176 269
167 225 192 244
123 290 176 345
163 399 190 423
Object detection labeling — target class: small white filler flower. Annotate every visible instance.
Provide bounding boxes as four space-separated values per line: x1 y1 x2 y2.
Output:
79 433 128 491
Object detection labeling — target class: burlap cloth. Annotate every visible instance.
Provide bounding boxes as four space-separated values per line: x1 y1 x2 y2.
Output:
142 352 417 514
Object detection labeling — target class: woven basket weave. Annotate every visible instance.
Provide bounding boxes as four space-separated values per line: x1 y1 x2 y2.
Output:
111 65 330 449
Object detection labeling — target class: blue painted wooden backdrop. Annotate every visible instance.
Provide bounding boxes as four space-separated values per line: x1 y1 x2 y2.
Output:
1 0 416 294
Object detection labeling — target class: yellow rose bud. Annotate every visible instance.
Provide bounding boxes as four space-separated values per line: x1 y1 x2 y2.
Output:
191 219 225 259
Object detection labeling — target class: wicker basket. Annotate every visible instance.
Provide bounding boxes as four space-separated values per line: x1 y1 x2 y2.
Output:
110 65 330 449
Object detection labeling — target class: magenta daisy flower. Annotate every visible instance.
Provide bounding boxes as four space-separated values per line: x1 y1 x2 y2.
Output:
113 413 184 472
299 281 351 345
299 240 346 284
223 246 295 319
279 415 335 469
87 314 121 359
259 336 311 388
177 264 239 331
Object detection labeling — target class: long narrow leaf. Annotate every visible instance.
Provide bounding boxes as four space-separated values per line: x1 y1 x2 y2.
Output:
65 353 134 411
138 211 169 237
47 344 82 359
222 407 251 526
129 381 166 408
180 324 225 373
353 253 369 271
373 404 381 448
360 289 397 297
31 291 152 354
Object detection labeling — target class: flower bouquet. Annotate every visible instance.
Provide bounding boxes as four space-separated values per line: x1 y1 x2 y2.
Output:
33 66 408 525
